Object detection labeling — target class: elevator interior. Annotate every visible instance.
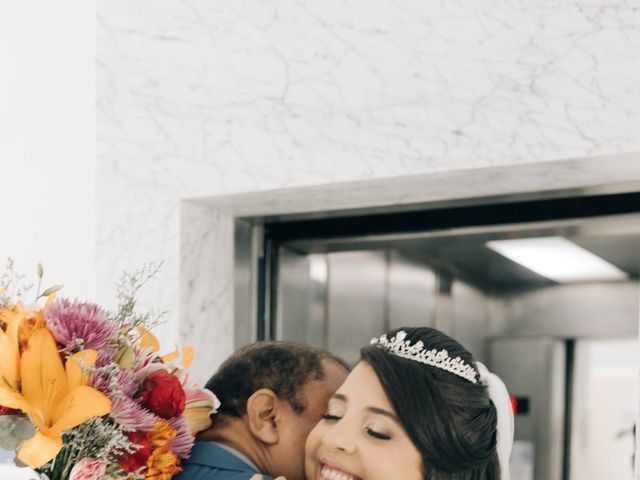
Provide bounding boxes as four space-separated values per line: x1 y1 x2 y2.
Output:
237 192 639 480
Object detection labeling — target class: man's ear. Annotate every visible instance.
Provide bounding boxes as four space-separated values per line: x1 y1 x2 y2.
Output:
246 388 281 445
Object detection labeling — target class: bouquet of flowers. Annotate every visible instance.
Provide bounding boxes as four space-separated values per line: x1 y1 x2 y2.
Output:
0 261 219 480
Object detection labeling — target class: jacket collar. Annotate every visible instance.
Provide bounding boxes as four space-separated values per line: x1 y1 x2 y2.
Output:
188 441 260 473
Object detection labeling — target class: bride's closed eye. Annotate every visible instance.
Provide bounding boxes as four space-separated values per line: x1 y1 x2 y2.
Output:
364 424 392 441
321 398 345 421
321 413 342 421
321 411 393 441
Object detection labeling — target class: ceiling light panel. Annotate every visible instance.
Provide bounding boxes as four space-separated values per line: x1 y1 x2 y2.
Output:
486 236 628 283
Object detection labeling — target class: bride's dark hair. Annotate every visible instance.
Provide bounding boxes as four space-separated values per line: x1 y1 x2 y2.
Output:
360 327 500 480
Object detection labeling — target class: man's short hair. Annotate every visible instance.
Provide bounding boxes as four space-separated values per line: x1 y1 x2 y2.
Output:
205 341 340 418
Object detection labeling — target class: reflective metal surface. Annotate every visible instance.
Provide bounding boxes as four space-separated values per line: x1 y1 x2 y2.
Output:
233 219 260 348
489 338 567 480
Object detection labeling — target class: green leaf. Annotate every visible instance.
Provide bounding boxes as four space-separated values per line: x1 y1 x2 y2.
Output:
0 415 36 451
39 285 63 298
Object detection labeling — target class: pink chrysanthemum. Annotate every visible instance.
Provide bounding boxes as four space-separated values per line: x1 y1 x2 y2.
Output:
169 416 195 459
92 368 138 398
95 346 118 368
109 396 159 432
45 298 118 354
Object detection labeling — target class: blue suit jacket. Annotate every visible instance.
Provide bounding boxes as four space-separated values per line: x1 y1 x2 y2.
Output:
176 441 274 480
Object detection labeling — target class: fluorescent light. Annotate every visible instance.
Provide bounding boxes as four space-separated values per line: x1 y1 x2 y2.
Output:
486 236 628 283
309 255 328 283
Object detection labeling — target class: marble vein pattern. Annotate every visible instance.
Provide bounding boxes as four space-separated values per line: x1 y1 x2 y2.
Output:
98 0 640 194
97 0 640 369
179 202 235 384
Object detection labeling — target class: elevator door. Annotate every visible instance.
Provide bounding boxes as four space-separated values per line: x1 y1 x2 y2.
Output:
277 247 489 365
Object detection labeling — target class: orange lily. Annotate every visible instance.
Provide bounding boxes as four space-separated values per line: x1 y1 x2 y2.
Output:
137 324 161 353
0 295 55 351
0 314 20 394
0 307 27 354
0 328 112 467
137 325 194 368
160 347 194 369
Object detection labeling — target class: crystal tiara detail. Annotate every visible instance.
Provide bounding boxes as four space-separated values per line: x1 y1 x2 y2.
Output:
370 330 478 384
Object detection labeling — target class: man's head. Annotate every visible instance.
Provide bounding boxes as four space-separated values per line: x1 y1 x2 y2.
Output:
204 341 348 480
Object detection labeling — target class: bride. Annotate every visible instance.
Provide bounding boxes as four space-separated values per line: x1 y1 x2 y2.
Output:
257 326 513 480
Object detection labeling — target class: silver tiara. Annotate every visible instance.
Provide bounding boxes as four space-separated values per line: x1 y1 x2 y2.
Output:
370 330 478 384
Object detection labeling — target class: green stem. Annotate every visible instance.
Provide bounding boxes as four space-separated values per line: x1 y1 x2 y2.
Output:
1 375 15 391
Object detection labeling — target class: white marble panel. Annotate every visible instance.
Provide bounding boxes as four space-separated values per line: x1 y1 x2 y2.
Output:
95 179 182 347
179 201 235 384
98 0 640 194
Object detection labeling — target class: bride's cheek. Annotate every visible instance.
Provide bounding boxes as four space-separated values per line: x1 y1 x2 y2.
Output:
305 426 323 479
305 423 323 457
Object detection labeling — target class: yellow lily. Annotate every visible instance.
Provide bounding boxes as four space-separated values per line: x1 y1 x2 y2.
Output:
160 346 194 369
0 297 57 395
0 315 20 394
137 325 194 368
0 328 112 467
0 295 55 351
137 324 161 353
0 307 27 354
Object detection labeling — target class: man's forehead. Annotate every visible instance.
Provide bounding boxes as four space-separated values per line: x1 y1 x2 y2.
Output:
324 357 349 380
294 358 348 411
314 359 349 396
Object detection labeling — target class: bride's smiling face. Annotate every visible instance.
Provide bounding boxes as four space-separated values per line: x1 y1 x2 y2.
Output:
304 362 423 480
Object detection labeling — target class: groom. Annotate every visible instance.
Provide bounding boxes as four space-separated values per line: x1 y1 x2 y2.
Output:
177 341 349 480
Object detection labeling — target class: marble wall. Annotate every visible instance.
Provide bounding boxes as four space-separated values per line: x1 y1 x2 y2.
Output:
97 0 640 382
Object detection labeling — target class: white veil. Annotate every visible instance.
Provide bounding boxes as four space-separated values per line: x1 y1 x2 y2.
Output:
476 362 514 480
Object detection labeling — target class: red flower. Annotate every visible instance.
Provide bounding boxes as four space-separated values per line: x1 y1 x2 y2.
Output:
0 406 19 416
118 431 153 473
141 371 186 419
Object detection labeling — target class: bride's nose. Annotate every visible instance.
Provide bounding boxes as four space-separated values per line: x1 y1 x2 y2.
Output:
320 417 358 454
